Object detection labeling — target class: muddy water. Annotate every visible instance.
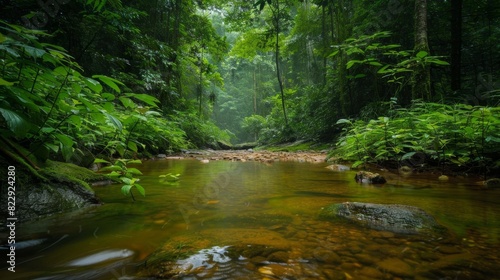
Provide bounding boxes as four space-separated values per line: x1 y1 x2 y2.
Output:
2 158 499 279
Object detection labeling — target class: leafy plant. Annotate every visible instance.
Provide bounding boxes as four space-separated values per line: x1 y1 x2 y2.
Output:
94 158 145 201
330 101 500 175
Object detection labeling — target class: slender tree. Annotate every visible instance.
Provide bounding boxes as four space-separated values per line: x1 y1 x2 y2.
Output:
450 0 463 91
412 0 431 100
268 0 289 126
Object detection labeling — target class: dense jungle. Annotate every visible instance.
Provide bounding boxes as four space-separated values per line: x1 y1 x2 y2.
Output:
0 0 499 175
0 0 500 279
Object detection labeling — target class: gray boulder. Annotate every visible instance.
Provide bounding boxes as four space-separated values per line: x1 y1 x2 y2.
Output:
320 202 447 235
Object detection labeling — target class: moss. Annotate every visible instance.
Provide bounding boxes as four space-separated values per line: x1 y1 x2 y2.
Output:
39 160 108 192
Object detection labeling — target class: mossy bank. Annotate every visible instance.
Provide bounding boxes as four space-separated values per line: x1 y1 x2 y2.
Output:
0 158 106 222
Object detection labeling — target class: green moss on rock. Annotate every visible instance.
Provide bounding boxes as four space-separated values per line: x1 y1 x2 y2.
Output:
0 157 103 221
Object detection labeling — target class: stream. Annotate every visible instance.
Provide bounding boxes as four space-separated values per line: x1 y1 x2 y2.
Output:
1 156 499 279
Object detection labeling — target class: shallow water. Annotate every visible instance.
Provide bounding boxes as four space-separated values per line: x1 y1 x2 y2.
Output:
1 158 499 279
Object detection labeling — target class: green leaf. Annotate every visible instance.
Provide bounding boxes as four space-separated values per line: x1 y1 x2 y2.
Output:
121 177 133 185
106 171 122 177
128 159 142 164
416 51 428 58
328 50 339 57
0 77 15 86
127 141 138 152
134 183 146 196
93 158 111 164
119 97 136 109
103 112 123 131
93 75 123 93
21 45 46 59
102 93 116 101
100 165 123 172
84 77 103 93
0 108 31 137
352 160 365 168
336 119 352 125
121 185 133 196
126 93 160 107
127 167 143 175
55 133 74 148
369 61 383 67
428 59 450 66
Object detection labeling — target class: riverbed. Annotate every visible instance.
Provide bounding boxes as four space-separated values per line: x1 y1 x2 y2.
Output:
1 154 499 279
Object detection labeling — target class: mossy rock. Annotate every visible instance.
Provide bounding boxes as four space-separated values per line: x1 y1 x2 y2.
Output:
320 202 447 235
0 158 103 221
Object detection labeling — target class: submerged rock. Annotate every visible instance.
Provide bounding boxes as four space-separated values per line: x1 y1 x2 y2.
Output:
485 178 500 188
354 171 386 184
320 202 447 235
325 164 350 171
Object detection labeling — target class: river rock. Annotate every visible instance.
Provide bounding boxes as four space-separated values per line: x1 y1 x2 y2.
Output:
320 202 447 235
485 178 500 188
325 164 350 171
354 171 386 184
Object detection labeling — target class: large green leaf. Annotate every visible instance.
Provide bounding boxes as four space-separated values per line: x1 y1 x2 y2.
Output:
84 77 103 93
103 112 123 131
93 75 123 93
126 93 160 107
0 77 15 86
55 133 74 148
0 108 31 137
134 183 146 196
121 185 133 196
119 97 136 109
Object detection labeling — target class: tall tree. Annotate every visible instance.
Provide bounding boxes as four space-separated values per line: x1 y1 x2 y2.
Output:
268 0 289 126
412 0 431 100
450 0 463 91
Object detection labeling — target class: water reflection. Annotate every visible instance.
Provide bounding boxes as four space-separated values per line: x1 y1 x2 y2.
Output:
1 159 499 279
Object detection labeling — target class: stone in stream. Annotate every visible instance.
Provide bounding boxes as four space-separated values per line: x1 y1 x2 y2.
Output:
325 164 350 171
354 171 387 184
320 202 447 235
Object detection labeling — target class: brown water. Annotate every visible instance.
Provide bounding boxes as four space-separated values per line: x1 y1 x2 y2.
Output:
2 158 500 279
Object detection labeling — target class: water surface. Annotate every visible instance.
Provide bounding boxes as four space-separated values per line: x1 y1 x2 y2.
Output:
2 158 499 279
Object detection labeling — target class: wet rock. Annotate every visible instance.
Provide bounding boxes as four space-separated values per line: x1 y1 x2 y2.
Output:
438 175 449 181
326 164 351 171
354 171 387 184
320 202 447 235
377 257 413 277
250 256 267 264
485 178 500 188
267 251 289 263
313 248 341 264
5 160 103 221
359 266 384 278
355 253 375 265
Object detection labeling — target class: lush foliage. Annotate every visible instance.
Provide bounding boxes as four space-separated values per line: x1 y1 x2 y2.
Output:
94 158 145 200
0 21 191 164
1 0 499 178
330 101 500 174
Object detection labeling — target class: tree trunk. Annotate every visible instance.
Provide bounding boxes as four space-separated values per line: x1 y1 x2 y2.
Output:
253 66 257 114
411 0 431 101
271 0 288 126
450 0 462 91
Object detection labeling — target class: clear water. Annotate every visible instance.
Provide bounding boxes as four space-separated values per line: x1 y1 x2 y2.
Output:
2 158 499 279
